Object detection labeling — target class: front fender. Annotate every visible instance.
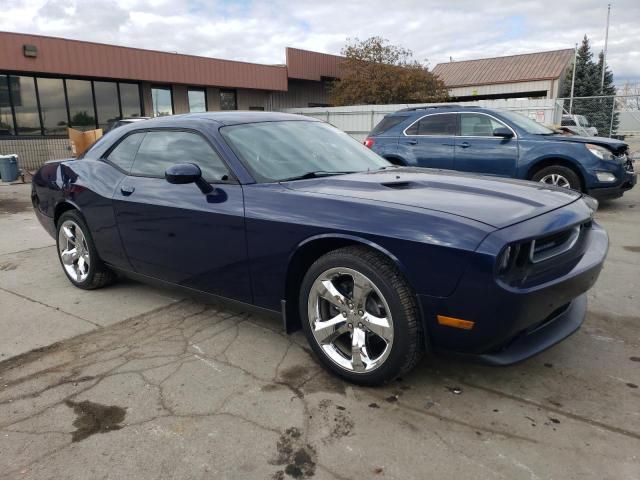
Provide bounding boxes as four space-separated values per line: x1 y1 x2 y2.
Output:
292 232 411 280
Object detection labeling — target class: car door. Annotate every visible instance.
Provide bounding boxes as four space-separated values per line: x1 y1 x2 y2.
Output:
398 113 456 169
454 112 518 177
110 129 251 302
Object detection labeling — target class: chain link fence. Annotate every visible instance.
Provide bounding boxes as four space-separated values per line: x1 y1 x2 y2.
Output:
556 95 640 158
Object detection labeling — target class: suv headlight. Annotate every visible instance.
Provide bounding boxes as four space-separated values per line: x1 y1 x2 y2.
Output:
586 143 615 161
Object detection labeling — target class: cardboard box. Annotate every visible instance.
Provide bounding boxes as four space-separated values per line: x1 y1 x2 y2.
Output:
68 128 103 156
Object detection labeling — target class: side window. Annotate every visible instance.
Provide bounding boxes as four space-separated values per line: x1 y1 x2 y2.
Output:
459 113 506 137
405 114 456 136
130 131 229 181
107 132 145 172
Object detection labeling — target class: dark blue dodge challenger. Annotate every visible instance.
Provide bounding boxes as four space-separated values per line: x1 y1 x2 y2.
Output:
32 112 608 385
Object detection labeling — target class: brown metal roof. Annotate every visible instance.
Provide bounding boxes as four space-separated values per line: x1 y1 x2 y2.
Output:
0 31 289 91
286 47 343 81
432 49 574 87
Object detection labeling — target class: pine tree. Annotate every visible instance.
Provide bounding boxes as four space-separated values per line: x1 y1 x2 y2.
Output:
561 35 617 136
593 51 619 135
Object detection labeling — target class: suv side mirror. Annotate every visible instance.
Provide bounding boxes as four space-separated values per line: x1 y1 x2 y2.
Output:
165 163 213 194
493 127 514 138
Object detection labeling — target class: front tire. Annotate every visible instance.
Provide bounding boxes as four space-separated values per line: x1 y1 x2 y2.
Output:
299 246 423 386
56 210 116 290
532 165 582 191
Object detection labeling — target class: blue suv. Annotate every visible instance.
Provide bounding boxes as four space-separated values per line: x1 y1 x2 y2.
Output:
365 105 636 200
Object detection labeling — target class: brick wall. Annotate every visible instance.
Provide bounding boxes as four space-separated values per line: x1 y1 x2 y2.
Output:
0 138 72 172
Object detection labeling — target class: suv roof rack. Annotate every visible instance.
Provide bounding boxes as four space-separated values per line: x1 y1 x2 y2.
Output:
397 105 461 112
397 104 482 112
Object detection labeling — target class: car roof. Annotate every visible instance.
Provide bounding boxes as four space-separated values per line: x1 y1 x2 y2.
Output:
131 111 318 127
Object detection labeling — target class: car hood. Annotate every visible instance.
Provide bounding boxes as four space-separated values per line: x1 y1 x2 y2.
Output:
545 134 628 153
284 168 582 229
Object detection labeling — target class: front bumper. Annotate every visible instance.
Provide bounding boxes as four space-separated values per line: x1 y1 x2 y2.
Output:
588 163 637 200
418 217 608 365
437 294 586 366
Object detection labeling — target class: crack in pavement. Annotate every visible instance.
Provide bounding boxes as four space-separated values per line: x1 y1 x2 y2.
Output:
0 298 638 479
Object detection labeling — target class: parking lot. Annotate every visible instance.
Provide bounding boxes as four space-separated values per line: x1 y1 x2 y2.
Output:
0 182 638 479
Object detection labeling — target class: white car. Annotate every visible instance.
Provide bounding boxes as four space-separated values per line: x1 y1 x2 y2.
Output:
561 114 598 136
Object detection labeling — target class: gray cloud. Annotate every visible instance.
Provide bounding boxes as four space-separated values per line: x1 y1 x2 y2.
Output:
2 0 639 83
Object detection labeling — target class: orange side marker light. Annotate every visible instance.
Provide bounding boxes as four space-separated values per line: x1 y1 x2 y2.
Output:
437 315 475 330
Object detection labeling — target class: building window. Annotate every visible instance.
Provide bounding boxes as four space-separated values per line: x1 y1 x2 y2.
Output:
220 89 237 110
37 78 67 135
119 83 141 118
10 76 41 135
66 79 96 130
188 89 206 113
249 106 265 111
0 74 142 136
0 75 15 136
94 81 120 130
151 86 173 117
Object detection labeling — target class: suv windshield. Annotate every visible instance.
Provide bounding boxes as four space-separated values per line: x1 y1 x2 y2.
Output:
221 121 390 182
498 110 555 135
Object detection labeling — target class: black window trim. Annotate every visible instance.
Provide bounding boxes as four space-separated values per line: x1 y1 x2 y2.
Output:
101 127 238 184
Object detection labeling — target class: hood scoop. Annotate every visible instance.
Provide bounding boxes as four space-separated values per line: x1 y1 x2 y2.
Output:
381 180 414 190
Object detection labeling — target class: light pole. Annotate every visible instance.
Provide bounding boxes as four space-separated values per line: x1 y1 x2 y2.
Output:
601 3 611 92
569 43 578 114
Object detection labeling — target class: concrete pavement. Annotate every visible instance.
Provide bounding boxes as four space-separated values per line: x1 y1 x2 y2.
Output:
0 181 638 479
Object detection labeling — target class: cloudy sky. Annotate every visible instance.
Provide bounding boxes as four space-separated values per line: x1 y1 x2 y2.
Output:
2 0 639 83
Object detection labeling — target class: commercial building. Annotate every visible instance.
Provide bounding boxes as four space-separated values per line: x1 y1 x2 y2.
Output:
433 49 574 101
0 31 343 170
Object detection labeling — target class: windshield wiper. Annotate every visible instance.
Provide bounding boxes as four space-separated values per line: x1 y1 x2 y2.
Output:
279 170 358 182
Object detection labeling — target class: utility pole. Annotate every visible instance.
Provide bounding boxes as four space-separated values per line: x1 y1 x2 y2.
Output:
601 3 611 92
569 43 578 114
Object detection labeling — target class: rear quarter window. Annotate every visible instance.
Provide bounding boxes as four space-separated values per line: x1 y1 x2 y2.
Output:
371 116 409 135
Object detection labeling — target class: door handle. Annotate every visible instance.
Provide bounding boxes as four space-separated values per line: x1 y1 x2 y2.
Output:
120 184 135 196
406 140 418 145
458 142 471 148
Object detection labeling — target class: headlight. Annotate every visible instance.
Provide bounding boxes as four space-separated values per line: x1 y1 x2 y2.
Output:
585 143 615 161
498 245 513 273
582 194 599 212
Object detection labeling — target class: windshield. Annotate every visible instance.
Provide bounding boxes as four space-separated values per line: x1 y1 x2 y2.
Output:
498 110 555 135
220 120 390 182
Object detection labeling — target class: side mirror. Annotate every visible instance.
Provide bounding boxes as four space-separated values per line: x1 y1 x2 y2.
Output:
493 127 514 138
165 163 213 194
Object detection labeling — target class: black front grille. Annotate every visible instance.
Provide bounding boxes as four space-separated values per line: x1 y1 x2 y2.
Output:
498 222 591 288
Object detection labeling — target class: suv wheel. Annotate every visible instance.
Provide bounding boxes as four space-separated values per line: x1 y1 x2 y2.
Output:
299 246 423 385
532 166 581 191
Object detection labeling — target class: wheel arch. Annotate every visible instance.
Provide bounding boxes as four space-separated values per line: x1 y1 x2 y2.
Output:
383 155 408 166
54 200 82 227
283 234 408 333
526 157 586 191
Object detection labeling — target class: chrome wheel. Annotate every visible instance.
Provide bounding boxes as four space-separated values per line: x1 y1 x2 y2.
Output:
307 267 394 373
539 173 571 188
58 220 91 283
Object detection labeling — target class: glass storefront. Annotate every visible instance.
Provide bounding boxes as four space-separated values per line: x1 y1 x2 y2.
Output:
0 74 142 136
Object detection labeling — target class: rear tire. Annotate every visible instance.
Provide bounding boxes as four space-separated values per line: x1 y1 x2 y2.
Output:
299 246 423 386
532 165 582 191
56 210 116 290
